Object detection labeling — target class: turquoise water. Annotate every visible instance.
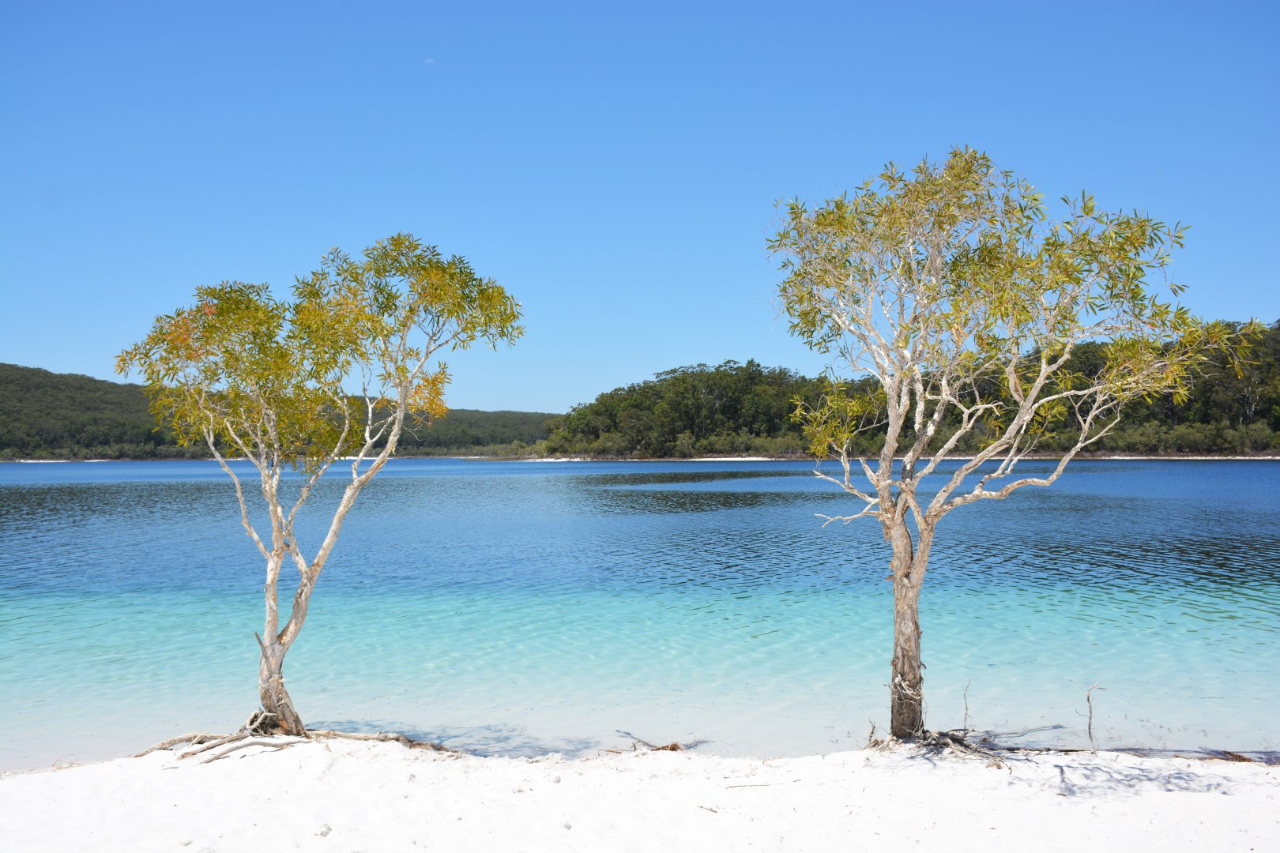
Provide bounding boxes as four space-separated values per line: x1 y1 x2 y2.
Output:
1 458 1277 769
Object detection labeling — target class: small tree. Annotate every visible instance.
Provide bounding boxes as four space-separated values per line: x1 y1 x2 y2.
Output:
118 233 522 735
769 149 1244 740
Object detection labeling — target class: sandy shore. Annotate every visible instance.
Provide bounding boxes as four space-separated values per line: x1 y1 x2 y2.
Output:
1 739 1276 852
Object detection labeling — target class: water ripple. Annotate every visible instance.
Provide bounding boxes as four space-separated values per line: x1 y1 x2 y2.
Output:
1 458 1277 768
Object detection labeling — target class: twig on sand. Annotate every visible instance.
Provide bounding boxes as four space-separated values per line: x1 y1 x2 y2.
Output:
607 730 706 754
305 730 455 753
1086 683 1107 754
982 724 1065 741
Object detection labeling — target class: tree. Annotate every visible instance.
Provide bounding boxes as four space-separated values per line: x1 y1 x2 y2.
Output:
117 233 522 735
769 149 1247 740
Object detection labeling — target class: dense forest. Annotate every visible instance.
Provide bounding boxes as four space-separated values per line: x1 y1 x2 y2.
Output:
0 364 200 460
3 321 1278 460
390 408 555 455
0 364 554 460
543 360 822 457
543 321 1280 458
1056 320 1280 455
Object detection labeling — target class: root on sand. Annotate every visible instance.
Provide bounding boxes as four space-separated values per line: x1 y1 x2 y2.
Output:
866 728 1009 768
133 711 456 765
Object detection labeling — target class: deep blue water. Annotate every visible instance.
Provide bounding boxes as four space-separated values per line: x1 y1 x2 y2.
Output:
1 458 1277 769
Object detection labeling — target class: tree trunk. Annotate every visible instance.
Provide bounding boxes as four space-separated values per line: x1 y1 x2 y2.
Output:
258 641 305 735
889 578 924 738
887 522 925 739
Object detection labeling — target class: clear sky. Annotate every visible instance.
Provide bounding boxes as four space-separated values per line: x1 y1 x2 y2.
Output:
2 1 1277 412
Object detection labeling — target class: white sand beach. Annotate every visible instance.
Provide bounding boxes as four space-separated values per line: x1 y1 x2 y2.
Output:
1 738 1275 852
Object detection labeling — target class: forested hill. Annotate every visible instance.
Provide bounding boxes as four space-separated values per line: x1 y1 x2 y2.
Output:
393 408 555 454
544 322 1280 458
4 321 1279 460
0 363 555 460
543 360 823 457
0 364 192 460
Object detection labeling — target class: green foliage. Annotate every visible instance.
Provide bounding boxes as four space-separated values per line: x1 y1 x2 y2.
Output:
543 360 823 457
770 148 1258 477
878 322 1280 455
116 233 522 473
1084 320 1280 453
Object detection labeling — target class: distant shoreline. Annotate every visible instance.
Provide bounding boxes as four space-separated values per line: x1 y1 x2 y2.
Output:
6 453 1279 464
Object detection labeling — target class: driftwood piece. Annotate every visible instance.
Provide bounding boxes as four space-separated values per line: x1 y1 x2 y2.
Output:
306 730 456 753
179 732 254 760
202 737 307 763
605 730 706 754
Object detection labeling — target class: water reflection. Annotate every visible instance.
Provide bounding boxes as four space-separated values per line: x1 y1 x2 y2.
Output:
578 486 840 516
584 469 804 487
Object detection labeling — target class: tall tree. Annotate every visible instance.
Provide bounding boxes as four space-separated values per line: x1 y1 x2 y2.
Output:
118 234 522 734
770 149 1247 739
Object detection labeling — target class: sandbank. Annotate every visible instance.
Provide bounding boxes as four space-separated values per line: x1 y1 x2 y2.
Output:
1 738 1275 851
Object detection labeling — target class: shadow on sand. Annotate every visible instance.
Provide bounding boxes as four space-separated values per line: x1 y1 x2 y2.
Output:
904 735 1275 797
308 719 598 758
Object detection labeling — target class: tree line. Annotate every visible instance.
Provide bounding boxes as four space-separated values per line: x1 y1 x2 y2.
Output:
0 363 553 460
4 319 1278 462
541 322 1280 458
0 363 203 460
952 320 1280 457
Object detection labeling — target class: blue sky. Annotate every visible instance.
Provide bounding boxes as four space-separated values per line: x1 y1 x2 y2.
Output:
2 1 1276 412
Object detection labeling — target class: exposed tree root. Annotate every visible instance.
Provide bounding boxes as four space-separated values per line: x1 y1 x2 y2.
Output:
132 733 220 758
201 737 307 763
866 729 1008 767
133 714 456 763
179 731 257 760
243 709 283 737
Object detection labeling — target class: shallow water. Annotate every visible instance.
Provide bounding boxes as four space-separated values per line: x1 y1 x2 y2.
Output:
1 458 1277 769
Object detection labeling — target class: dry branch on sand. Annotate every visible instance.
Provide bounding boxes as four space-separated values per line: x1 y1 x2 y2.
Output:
602 730 708 754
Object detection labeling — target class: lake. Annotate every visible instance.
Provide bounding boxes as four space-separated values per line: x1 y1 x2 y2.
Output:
1 458 1277 770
